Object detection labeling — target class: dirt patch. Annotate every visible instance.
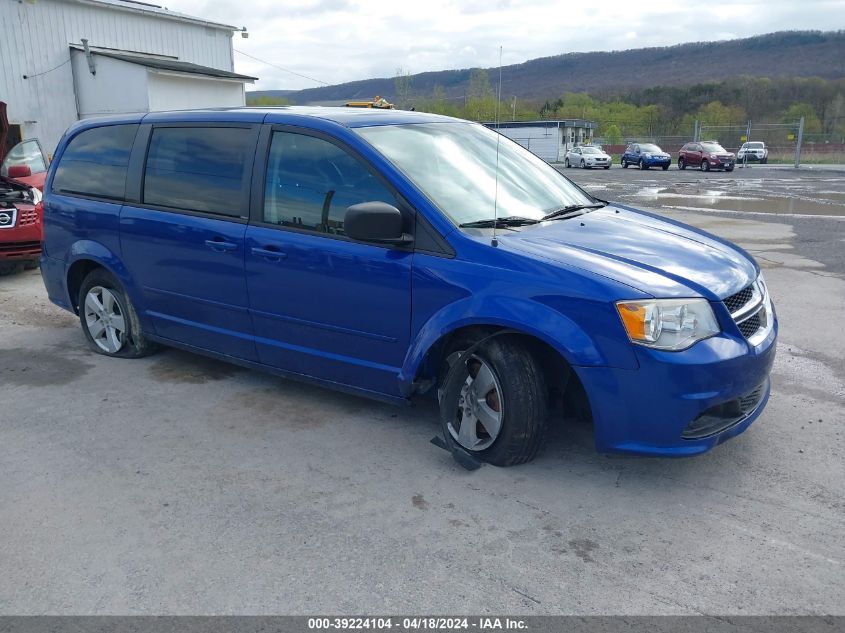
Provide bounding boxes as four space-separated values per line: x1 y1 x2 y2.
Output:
148 350 244 384
412 494 429 510
568 538 599 563
0 347 93 386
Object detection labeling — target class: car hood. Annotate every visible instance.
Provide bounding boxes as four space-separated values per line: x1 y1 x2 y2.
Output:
500 205 757 299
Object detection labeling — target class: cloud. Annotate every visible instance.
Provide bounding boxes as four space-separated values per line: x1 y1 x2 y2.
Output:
169 0 845 90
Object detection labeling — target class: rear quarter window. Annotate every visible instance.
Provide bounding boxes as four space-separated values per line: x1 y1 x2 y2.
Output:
52 124 138 200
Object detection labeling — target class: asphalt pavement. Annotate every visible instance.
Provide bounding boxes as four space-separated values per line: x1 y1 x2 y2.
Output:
1 167 843 615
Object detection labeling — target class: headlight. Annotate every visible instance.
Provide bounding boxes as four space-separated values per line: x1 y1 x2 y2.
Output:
616 298 719 351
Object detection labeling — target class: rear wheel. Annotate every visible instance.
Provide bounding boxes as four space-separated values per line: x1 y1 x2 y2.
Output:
439 336 549 467
78 269 158 358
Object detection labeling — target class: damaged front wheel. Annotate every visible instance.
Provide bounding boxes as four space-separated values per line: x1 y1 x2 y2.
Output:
439 337 549 466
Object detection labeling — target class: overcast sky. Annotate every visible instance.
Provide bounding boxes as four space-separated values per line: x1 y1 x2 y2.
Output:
171 0 845 91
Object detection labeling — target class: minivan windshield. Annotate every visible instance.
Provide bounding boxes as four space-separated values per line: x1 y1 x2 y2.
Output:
356 122 595 226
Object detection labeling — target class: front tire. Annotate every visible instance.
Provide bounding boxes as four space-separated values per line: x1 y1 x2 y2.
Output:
701 160 710 172
678 158 686 170
439 337 549 467
78 269 157 358
621 159 628 168
639 160 648 170
580 159 586 169
662 165 669 171
565 158 570 168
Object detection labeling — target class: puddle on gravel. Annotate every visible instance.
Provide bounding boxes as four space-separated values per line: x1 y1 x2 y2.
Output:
0 348 94 386
148 349 244 384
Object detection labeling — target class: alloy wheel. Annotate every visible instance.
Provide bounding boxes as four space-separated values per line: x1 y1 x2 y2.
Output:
84 286 127 353
447 354 504 452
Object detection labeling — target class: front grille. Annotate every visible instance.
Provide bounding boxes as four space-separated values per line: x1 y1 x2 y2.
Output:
17 209 38 226
724 285 754 314
737 312 762 337
0 241 40 253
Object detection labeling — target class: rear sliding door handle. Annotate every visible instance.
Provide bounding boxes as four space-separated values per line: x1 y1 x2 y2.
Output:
204 239 238 252
251 246 287 262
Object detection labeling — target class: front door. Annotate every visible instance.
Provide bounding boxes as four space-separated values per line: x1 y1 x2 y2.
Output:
120 124 259 360
245 128 413 396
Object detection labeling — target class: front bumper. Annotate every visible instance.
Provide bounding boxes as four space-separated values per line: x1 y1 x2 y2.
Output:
575 310 778 456
643 157 671 166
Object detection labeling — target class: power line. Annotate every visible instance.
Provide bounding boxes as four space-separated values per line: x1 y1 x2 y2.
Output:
233 49 329 86
23 57 71 79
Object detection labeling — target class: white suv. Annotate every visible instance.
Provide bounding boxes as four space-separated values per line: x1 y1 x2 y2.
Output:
737 142 768 164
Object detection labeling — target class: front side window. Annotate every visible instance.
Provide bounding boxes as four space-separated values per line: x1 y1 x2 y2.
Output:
144 127 252 217
263 131 398 235
52 125 138 200
356 122 594 226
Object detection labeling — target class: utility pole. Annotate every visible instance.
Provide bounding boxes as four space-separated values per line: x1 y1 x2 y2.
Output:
742 120 751 168
511 96 516 121
794 116 805 168
693 120 700 142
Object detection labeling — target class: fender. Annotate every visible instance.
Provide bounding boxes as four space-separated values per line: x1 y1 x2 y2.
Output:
64 241 148 324
398 294 638 395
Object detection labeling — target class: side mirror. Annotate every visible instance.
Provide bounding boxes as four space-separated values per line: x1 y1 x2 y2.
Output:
7 165 32 178
345 202 413 245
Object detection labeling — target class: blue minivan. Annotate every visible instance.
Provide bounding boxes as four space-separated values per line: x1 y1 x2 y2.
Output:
40 107 777 466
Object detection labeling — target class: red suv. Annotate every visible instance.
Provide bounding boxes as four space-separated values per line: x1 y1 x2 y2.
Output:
678 141 735 172
0 175 42 275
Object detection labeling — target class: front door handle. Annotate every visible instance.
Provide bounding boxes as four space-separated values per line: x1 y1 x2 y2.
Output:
251 246 287 262
205 238 238 252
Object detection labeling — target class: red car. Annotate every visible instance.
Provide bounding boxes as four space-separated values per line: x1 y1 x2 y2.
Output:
0 174 42 275
1 138 49 191
678 141 735 172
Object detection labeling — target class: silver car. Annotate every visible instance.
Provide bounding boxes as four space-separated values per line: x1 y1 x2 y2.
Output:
564 145 612 169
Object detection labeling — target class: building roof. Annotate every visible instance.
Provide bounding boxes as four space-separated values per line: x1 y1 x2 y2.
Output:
486 120 598 130
64 0 239 31
70 46 257 82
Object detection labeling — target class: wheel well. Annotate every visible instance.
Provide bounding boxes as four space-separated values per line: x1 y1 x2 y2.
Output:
66 260 104 313
420 325 592 422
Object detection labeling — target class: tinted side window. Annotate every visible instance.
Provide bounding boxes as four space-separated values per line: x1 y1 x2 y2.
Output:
263 131 398 235
52 124 138 200
144 127 252 217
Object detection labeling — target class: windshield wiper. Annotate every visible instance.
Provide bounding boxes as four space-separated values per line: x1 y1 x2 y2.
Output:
541 202 606 221
459 216 541 228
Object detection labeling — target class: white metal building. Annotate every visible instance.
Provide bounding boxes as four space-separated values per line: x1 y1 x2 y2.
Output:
1 0 256 156
485 120 598 162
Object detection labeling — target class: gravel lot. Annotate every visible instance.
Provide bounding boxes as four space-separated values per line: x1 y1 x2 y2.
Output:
1 167 843 615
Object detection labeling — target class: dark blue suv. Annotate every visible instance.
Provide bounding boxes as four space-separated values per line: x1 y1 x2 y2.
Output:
40 108 777 466
621 143 672 170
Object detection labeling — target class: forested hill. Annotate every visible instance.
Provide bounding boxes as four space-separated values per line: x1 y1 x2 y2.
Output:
249 31 845 104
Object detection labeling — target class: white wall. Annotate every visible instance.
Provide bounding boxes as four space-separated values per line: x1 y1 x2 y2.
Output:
1 0 235 155
147 73 245 111
71 51 150 118
497 126 562 162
